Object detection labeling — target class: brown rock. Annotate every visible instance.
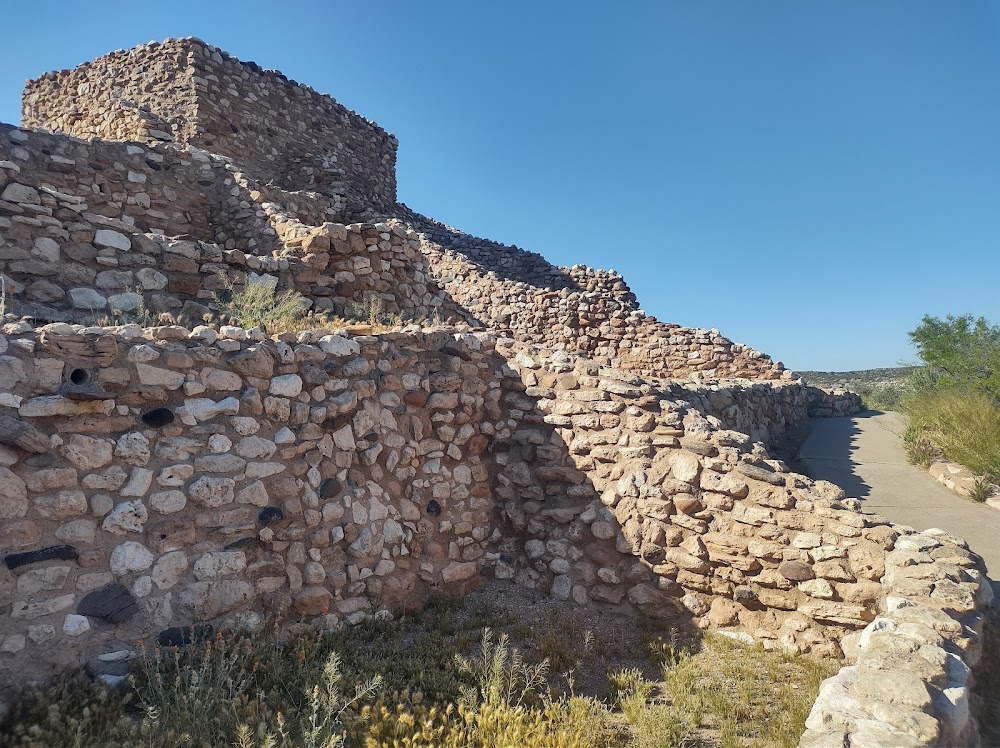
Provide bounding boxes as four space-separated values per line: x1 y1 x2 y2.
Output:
779 560 814 582
293 586 333 616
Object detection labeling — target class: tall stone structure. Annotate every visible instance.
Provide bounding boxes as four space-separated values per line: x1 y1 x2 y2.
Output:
22 38 398 218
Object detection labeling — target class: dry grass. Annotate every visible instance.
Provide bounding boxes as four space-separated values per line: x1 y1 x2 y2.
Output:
0 592 836 748
213 280 403 336
660 633 839 748
905 389 1000 480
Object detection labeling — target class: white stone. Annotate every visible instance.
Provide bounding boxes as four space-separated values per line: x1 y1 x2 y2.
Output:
115 432 151 465
219 325 247 341
94 229 131 251
270 374 303 397
110 542 154 575
209 434 233 453
135 364 185 390
202 368 242 391
132 576 153 597
1 635 25 653
120 467 153 496
136 267 168 290
189 325 218 343
193 551 247 580
108 293 143 313
235 436 276 459
150 490 187 514
181 397 241 423
152 551 188 590
0 466 28 518
274 427 295 444
69 288 107 310
319 335 361 356
188 476 236 507
127 344 160 363
157 464 194 487
63 614 91 636
32 237 59 262
102 500 148 534
1 183 39 204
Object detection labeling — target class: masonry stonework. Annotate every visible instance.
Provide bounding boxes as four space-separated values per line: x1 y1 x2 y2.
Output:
0 39 991 747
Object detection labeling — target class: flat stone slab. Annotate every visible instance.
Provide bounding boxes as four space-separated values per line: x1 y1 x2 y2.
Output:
5 544 78 570
77 582 138 624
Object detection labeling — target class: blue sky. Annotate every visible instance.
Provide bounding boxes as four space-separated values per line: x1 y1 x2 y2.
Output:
2 1 998 371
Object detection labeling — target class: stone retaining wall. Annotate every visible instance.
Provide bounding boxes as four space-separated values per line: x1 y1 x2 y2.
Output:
493 341 890 655
0 322 499 702
23 38 397 218
0 126 465 326
400 207 792 382
800 527 992 747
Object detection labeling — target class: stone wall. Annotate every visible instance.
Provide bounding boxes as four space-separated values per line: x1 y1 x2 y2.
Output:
0 322 498 700
491 340 890 654
400 207 791 382
801 528 992 747
23 38 398 219
0 126 466 326
21 41 197 145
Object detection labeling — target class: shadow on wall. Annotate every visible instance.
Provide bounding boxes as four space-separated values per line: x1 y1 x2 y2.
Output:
797 416 871 499
395 204 583 291
491 359 689 615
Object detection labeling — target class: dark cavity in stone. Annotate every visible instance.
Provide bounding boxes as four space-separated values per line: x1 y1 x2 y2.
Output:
69 368 90 385
426 500 442 517
157 624 214 648
142 408 175 428
77 582 139 624
319 477 342 498
5 544 78 570
258 506 283 525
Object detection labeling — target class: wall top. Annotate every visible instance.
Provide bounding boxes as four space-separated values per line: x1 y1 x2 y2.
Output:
25 36 396 142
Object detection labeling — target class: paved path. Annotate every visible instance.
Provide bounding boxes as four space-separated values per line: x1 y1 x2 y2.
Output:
798 411 1000 584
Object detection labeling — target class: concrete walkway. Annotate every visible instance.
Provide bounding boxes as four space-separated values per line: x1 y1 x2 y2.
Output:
798 411 1000 583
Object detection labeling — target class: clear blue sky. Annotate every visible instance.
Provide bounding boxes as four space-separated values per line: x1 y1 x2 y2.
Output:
2 1 998 371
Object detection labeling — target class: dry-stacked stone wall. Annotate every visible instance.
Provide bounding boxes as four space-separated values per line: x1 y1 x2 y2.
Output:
0 322 499 700
491 341 992 746
400 208 791 382
21 41 197 145
0 126 466 326
491 341 890 654
23 38 397 219
801 528 992 747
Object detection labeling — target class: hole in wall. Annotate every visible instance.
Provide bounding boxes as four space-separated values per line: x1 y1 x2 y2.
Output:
142 408 175 428
69 368 90 385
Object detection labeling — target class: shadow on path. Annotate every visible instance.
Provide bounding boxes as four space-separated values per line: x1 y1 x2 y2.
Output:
798 410 1000 584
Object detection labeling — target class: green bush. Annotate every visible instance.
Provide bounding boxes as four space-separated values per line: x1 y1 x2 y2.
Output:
908 314 1000 399
905 389 1000 478
214 281 309 333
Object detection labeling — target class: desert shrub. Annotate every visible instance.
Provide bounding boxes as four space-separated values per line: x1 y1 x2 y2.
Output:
0 599 838 748
904 389 1000 478
850 381 906 411
908 314 1000 399
214 280 310 333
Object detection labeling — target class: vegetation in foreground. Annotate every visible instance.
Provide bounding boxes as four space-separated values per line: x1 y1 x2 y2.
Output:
0 592 837 748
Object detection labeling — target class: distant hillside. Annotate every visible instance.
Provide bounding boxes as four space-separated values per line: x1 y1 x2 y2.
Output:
797 366 916 390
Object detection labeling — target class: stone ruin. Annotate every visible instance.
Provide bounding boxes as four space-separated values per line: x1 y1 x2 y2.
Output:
0 38 992 746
